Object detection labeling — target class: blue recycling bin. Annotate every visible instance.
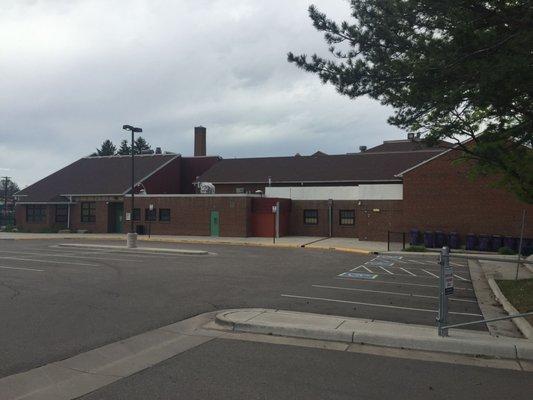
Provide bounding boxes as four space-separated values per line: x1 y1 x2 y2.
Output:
424 231 435 248
466 233 477 251
409 229 420 245
448 232 459 249
435 231 445 248
491 235 503 252
478 234 490 252
503 236 515 251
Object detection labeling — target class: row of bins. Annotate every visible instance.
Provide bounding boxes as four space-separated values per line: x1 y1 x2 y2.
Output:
410 229 531 253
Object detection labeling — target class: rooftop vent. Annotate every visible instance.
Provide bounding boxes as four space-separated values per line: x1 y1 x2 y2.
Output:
155 147 162 154
359 146 367 152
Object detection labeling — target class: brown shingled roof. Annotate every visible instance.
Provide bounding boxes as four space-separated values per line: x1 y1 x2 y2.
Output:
198 149 445 184
16 154 178 202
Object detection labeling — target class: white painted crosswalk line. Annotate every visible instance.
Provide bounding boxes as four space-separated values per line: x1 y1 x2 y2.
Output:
421 269 439 278
379 266 394 275
399 267 416 276
454 274 471 282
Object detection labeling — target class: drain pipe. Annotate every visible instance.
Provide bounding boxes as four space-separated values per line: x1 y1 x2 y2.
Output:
328 199 333 238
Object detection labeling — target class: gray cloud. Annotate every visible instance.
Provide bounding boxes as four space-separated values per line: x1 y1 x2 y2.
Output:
0 0 403 187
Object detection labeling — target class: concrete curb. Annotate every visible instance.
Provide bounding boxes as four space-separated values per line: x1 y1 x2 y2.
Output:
57 243 209 255
487 277 533 340
216 309 533 361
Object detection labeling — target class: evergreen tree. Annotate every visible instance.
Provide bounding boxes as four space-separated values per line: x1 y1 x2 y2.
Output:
93 139 117 156
288 1 533 203
116 139 131 155
134 136 151 154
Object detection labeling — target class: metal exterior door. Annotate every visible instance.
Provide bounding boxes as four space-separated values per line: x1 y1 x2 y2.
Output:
210 211 219 237
114 203 124 233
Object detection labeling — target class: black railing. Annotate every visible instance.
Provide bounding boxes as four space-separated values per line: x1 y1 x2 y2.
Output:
387 231 406 251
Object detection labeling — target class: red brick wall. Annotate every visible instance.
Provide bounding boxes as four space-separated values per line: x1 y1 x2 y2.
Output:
69 201 109 233
142 157 181 194
15 205 63 232
124 196 252 237
181 157 221 194
401 151 533 239
355 200 403 241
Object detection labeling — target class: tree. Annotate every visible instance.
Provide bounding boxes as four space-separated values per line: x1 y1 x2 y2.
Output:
288 1 533 203
134 136 151 154
1 178 19 197
92 139 117 156
116 139 131 155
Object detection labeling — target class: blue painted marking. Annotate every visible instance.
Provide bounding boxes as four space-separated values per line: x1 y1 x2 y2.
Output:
338 272 378 280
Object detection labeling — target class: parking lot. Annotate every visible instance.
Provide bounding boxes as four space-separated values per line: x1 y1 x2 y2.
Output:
0 239 484 378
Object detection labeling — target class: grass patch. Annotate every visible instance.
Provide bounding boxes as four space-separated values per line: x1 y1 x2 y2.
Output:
498 246 516 255
496 279 533 325
404 245 427 252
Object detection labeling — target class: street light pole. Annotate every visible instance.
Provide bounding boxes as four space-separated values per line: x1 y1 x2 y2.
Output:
122 124 143 247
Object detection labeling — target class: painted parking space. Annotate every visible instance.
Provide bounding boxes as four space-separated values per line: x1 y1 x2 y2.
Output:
281 254 484 329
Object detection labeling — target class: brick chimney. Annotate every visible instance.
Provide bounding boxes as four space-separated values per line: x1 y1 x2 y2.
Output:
194 126 206 157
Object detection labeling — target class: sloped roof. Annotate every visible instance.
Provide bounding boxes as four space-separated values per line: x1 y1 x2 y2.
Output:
364 139 452 153
199 148 446 184
16 154 178 202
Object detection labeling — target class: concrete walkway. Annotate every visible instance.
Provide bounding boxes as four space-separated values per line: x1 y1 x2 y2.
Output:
216 309 533 361
0 232 386 253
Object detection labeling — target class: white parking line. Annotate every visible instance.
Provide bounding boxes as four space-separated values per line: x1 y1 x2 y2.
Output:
362 266 373 273
454 274 471 282
0 256 99 267
281 294 482 317
0 265 44 272
379 266 394 275
405 259 430 265
399 267 416 276
311 285 477 303
421 269 439 278
334 277 474 291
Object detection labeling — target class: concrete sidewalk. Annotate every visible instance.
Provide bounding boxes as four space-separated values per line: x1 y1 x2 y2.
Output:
216 309 533 361
0 232 385 253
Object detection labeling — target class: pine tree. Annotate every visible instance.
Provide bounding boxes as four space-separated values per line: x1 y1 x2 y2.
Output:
116 139 131 155
288 1 533 203
134 136 151 154
93 139 117 156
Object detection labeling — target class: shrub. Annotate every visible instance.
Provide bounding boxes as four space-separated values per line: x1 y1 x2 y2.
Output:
498 246 516 255
404 245 427 252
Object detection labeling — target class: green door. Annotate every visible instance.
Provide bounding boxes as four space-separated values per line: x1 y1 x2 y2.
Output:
114 203 124 233
210 211 219 237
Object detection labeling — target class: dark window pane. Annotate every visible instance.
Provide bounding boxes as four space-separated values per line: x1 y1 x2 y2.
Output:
55 204 68 223
159 208 170 222
81 202 96 222
304 209 318 225
132 208 141 221
339 210 355 226
145 208 156 221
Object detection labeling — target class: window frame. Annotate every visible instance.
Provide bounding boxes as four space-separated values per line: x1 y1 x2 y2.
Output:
303 209 318 225
55 204 69 223
339 209 355 226
26 205 47 223
81 202 96 223
159 208 171 222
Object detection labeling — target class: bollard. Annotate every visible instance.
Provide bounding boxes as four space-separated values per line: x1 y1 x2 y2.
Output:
437 246 450 337
127 232 138 248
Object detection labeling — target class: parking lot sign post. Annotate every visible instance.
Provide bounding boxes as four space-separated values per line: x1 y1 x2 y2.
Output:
437 246 452 337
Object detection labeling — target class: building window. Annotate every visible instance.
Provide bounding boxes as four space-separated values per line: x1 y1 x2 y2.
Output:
339 210 355 226
159 208 171 222
235 187 245 194
81 202 96 223
303 209 318 225
145 208 157 221
132 208 141 221
26 205 46 223
55 204 68 223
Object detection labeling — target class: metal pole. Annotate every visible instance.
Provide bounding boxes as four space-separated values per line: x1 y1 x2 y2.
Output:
275 201 280 239
437 246 450 337
130 130 135 234
515 209 526 280
402 232 406 250
387 231 390 251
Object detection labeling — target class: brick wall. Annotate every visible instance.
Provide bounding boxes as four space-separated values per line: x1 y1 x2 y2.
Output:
401 151 533 240
69 201 109 233
355 200 403 241
124 196 252 237
15 204 66 232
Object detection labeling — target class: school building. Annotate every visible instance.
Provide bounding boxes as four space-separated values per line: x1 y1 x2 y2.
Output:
14 127 533 248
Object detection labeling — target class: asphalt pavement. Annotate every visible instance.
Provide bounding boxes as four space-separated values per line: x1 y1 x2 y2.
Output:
1 239 481 379
78 338 533 400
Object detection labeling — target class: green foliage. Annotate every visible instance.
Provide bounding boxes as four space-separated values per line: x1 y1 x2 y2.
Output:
116 139 131 155
134 136 151 154
498 246 516 255
1 177 19 197
497 279 533 314
288 1 533 202
93 139 117 156
404 245 427 252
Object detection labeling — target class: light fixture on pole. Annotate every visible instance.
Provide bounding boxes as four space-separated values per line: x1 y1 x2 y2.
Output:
122 124 143 248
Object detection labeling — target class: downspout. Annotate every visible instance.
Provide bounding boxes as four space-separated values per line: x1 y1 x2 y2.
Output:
67 196 72 229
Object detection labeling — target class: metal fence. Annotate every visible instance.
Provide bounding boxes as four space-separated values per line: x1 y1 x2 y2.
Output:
387 231 406 251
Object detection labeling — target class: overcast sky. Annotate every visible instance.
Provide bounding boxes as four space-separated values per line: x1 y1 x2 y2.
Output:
0 0 403 188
